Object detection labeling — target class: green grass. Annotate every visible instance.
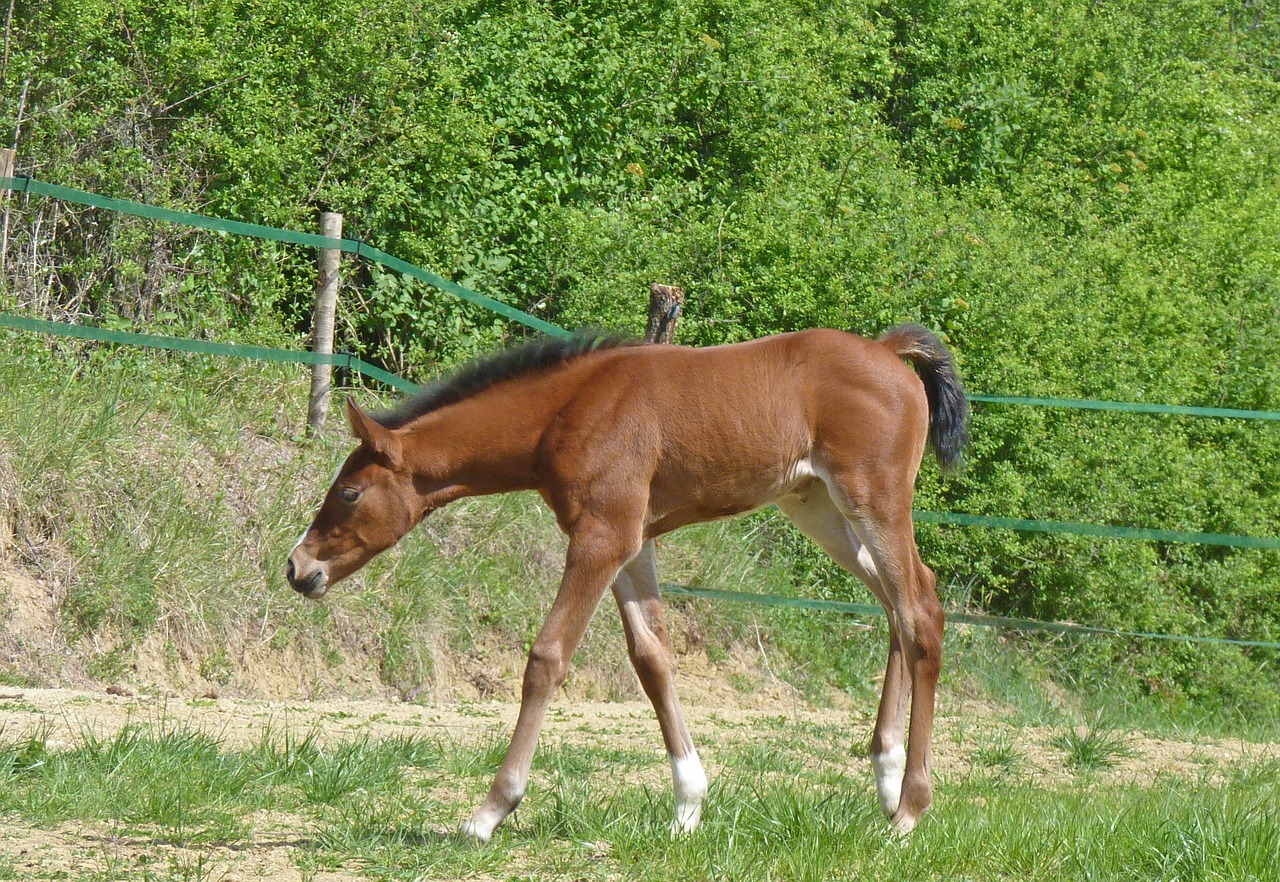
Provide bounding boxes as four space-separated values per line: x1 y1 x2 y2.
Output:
970 733 1024 778
0 721 1275 882
1051 720 1137 774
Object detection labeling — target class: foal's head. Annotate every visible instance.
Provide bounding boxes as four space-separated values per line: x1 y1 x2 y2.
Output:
286 399 427 599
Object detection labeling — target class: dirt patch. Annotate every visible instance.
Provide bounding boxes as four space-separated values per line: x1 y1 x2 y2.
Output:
126 625 396 703
0 569 55 638
0 569 74 686
0 816 361 882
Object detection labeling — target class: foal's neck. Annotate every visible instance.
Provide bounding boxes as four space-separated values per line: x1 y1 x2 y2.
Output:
402 381 558 497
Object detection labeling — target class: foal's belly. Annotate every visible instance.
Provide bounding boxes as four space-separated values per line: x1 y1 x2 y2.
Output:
642 455 819 537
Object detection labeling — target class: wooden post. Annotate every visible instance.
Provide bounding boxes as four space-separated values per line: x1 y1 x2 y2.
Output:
307 211 343 435
0 148 14 195
0 148 15 276
645 283 684 344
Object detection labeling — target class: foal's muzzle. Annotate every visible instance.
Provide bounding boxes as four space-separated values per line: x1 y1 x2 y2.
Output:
286 554 329 600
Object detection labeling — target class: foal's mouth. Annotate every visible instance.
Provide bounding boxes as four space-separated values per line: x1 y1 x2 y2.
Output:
285 560 329 600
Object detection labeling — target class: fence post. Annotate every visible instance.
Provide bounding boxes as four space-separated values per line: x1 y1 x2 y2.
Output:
645 283 684 344
0 147 14 194
0 148 15 276
307 211 343 435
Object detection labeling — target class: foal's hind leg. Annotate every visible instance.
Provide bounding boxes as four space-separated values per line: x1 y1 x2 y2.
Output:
776 490 911 821
824 483 944 836
612 540 707 834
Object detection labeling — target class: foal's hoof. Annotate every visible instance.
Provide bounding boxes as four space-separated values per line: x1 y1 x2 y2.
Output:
669 804 703 837
889 809 919 836
458 819 492 845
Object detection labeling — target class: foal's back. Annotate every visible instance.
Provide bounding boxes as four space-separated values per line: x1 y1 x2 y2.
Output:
536 329 930 534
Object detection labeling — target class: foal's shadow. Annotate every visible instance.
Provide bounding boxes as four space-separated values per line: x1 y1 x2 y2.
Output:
83 831 314 851
85 825 468 851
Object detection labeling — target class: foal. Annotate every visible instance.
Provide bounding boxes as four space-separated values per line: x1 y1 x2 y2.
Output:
287 326 968 839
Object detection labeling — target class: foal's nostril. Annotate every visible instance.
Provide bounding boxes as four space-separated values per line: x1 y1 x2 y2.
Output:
285 558 297 584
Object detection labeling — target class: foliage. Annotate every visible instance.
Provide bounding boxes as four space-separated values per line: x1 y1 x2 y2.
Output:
2 0 1279 711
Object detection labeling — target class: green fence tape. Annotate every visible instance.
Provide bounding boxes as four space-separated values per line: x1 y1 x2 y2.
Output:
347 356 420 393
0 312 420 392
355 243 572 340
2 312 329 364
2 176 353 251
913 510 1280 550
662 583 883 617
0 176 569 339
660 583 1280 650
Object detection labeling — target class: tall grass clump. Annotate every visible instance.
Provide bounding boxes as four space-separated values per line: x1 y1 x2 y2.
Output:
1051 720 1136 774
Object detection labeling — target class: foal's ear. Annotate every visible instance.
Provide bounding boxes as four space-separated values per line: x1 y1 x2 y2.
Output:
346 398 403 467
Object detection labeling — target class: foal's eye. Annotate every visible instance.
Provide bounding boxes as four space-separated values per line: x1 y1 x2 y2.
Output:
339 487 362 505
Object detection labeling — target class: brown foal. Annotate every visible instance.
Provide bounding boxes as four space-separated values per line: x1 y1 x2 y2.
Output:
287 326 968 839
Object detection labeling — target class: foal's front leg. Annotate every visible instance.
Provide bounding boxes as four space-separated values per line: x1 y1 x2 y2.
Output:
461 527 639 843
611 540 707 834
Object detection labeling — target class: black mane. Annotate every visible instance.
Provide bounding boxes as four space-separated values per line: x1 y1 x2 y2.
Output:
373 330 640 429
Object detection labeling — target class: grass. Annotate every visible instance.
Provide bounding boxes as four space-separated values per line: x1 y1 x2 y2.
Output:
970 733 1023 778
0 719 1276 882
1051 719 1137 774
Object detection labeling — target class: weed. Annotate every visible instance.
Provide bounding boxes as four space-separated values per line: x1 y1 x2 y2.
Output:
970 733 1023 777
198 649 234 685
1051 721 1136 773
0 670 41 689
0 700 38 713
439 730 508 778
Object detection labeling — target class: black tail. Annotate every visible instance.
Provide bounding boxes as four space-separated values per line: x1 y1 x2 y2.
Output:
878 325 970 471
